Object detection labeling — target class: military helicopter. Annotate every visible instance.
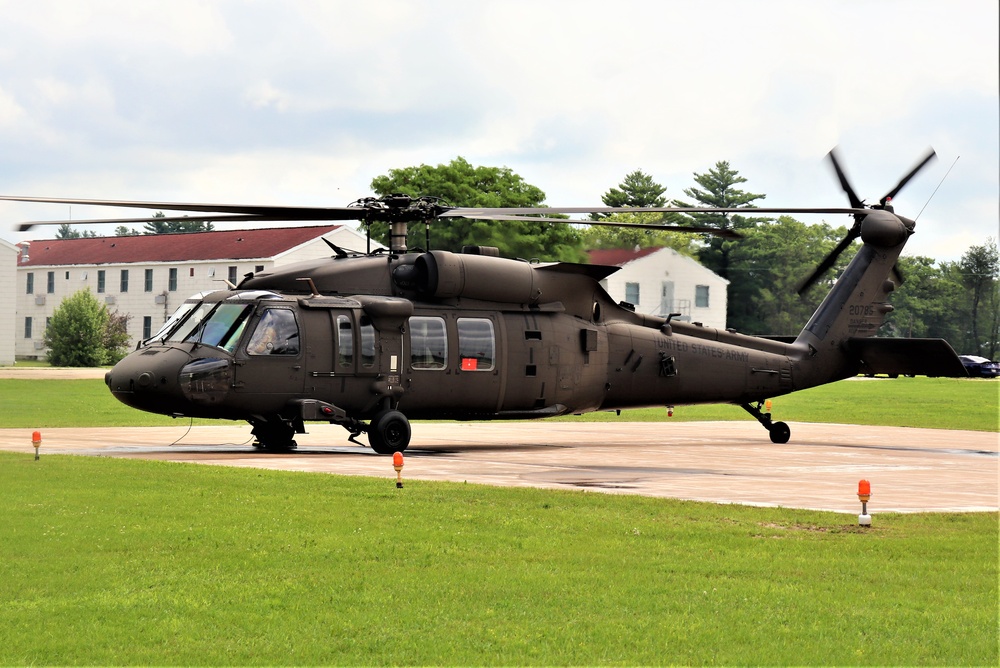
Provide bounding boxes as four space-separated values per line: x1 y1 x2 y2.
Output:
3 149 966 453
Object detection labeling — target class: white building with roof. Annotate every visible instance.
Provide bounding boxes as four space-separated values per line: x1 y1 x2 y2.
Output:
0 239 17 364
15 224 376 359
589 247 729 329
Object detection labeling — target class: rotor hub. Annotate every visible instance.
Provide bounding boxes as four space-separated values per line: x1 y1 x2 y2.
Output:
860 209 908 248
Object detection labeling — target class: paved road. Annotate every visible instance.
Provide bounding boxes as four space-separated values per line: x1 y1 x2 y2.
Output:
2 420 995 514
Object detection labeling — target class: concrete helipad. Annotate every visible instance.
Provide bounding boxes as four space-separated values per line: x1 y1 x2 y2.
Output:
2 421 996 514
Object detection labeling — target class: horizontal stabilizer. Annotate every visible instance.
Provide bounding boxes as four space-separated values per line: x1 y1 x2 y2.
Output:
845 338 968 377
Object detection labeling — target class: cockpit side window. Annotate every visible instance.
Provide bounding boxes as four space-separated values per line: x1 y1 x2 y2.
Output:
246 308 300 356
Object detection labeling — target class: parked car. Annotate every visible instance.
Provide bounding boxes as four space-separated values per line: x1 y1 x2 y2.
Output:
958 355 1000 378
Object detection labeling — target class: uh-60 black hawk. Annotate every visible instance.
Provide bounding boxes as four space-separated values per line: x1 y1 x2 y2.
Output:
4 149 966 453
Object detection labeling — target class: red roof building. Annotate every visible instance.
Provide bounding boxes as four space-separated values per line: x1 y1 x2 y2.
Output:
15 224 373 359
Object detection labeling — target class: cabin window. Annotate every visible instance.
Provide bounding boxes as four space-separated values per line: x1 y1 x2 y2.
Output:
360 316 376 368
246 308 299 356
625 282 640 306
336 315 354 368
409 316 447 370
457 318 495 371
695 285 710 308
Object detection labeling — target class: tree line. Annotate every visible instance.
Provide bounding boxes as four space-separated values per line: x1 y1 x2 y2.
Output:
50 156 999 359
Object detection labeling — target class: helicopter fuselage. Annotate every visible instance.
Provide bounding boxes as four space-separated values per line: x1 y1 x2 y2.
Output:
105 250 812 448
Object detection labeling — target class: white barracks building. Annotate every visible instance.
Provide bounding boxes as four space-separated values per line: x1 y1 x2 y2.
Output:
589 247 729 330
15 225 373 359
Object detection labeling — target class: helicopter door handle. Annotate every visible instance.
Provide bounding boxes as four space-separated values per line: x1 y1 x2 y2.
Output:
293 365 302 370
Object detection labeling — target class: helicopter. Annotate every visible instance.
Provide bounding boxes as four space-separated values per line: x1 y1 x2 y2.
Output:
3 149 967 453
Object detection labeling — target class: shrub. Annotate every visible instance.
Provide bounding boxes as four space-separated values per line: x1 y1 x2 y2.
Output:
44 289 130 366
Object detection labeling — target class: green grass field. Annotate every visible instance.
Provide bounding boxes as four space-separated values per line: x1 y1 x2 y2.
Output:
0 376 996 430
1 453 996 666
0 374 996 664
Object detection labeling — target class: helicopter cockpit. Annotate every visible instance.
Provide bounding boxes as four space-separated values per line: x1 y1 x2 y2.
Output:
144 290 290 354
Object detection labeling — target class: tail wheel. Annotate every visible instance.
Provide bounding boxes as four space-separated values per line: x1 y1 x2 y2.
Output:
769 421 791 444
368 410 411 455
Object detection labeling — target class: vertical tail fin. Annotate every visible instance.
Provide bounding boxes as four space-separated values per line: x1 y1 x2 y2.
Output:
794 209 912 374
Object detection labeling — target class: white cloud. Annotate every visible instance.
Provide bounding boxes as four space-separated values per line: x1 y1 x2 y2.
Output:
0 0 996 262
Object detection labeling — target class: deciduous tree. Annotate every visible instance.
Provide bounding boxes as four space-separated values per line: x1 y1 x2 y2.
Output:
369 157 584 261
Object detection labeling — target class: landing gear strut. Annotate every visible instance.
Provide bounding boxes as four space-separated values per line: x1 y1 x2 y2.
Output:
741 401 791 444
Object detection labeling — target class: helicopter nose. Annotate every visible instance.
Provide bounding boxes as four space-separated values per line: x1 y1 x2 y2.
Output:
106 346 203 416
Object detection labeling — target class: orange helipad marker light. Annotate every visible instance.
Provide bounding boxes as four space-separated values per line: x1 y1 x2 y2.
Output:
857 479 872 526
765 399 772 413
393 451 404 488
31 430 41 461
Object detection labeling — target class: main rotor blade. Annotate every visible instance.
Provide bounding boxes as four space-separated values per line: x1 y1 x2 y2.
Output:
0 195 366 221
444 206 866 218
880 148 937 204
826 148 864 209
458 213 743 238
15 214 314 232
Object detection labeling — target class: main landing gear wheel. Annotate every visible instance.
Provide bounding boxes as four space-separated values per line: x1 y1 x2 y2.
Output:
368 409 411 455
249 418 298 451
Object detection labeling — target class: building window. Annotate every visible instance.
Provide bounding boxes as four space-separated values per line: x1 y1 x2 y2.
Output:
25 273 33 294
168 268 178 291
457 318 495 371
228 266 238 285
625 282 640 305
120 269 129 293
97 270 106 293
65 271 70 280
24 317 32 339
142 316 152 340
255 265 264 273
189 267 194 277
409 316 447 370
695 285 710 308
144 269 153 292
47 271 55 294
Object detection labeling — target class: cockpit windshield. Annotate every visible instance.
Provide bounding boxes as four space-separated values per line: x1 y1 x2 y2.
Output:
167 302 255 354
148 300 199 343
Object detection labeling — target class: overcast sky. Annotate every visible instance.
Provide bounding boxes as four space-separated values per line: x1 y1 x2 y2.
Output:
1 0 997 262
